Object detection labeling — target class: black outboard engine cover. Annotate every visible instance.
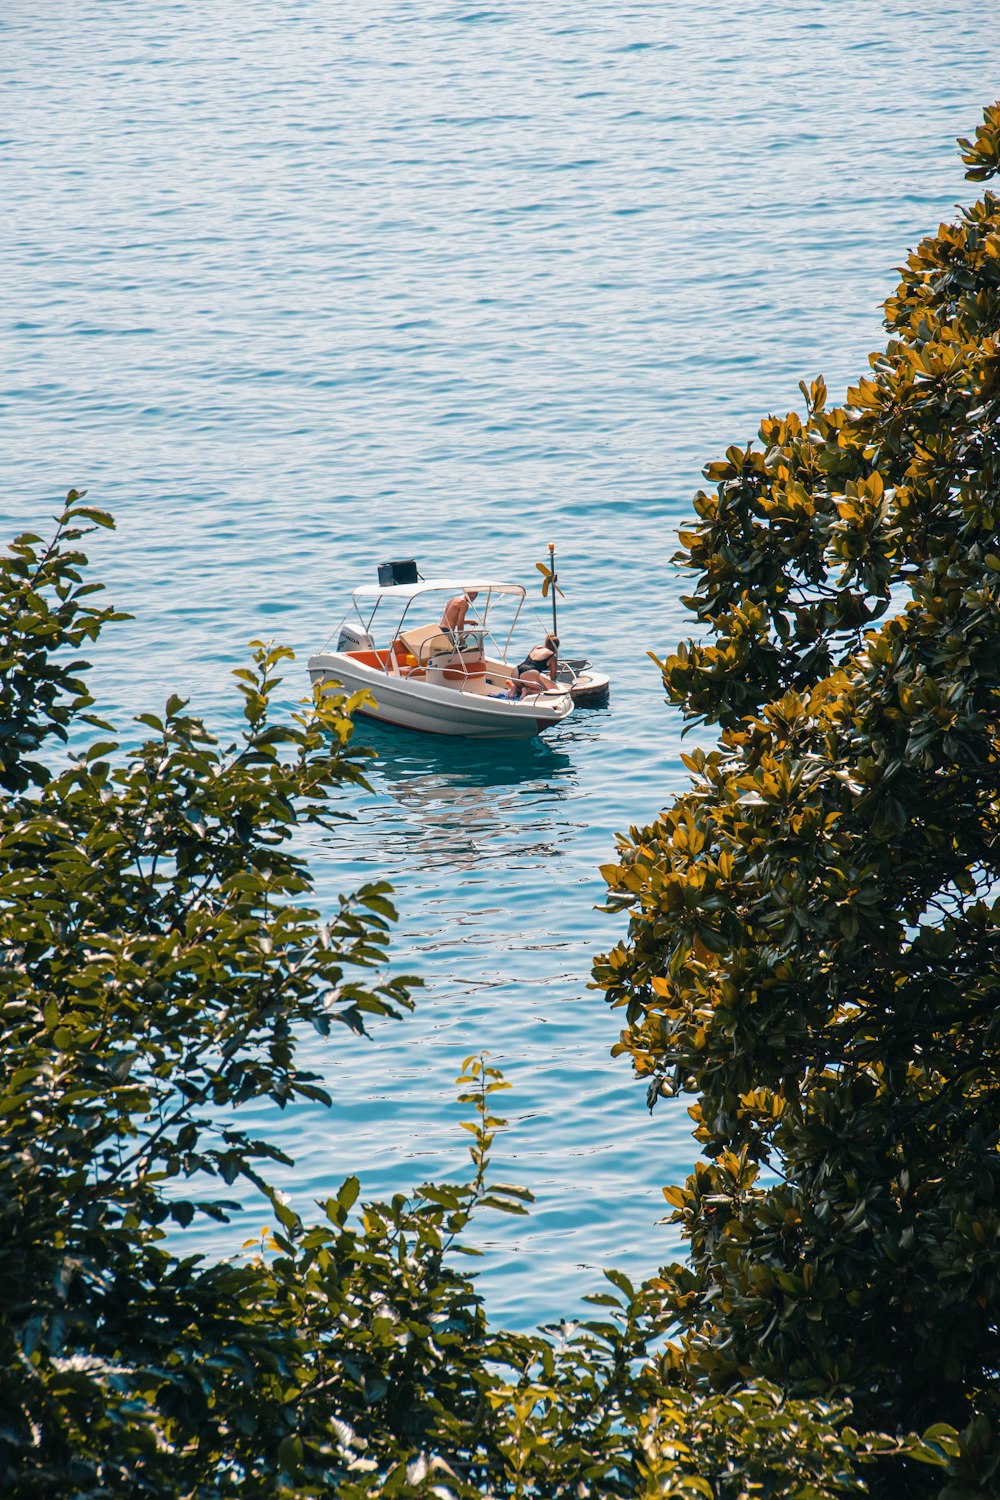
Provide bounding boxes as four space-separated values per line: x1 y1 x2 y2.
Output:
377 559 418 586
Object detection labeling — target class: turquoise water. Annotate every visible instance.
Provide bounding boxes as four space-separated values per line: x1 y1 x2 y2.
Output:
4 1 999 1325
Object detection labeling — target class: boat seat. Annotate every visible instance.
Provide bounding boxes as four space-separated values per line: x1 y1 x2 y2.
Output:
397 624 452 662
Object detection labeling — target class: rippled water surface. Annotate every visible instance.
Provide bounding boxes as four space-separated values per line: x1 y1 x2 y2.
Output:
3 0 999 1324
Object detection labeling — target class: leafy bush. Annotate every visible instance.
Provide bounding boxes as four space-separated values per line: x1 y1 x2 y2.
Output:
0 496 949 1496
596 103 1000 1496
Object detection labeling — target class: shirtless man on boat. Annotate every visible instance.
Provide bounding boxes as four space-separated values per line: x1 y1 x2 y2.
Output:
439 589 478 635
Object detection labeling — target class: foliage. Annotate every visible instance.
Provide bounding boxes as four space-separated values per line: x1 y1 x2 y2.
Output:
0 491 413 1491
13 107 1000 1499
596 104 1000 1495
0 489 124 794
0 495 954 1497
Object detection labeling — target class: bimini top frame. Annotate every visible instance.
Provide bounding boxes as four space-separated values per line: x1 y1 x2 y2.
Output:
345 578 527 663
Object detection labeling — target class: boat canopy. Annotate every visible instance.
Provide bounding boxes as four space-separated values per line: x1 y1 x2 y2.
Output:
351 578 526 603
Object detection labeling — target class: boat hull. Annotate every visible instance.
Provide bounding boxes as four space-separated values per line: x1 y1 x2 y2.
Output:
307 652 573 739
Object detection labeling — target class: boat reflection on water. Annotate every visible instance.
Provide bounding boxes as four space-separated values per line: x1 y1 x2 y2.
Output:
349 719 581 873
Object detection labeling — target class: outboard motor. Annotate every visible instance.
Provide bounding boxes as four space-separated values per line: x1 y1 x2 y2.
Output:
337 623 374 652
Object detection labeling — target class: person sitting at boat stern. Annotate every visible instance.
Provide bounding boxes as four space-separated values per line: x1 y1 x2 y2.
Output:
439 589 478 636
507 632 560 698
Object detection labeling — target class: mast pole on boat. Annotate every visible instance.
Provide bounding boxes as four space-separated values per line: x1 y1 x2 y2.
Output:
548 542 558 637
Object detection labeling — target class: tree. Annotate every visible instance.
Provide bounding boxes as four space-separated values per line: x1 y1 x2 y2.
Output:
2 496 950 1496
595 103 1000 1494
0 492 429 1489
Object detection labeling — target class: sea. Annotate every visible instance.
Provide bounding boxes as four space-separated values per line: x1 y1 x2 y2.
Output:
3 0 998 1328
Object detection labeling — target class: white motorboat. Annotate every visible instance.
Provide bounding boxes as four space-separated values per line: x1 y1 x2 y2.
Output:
307 576 575 740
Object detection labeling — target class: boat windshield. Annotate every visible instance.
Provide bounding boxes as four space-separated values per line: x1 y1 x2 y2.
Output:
443 628 484 655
